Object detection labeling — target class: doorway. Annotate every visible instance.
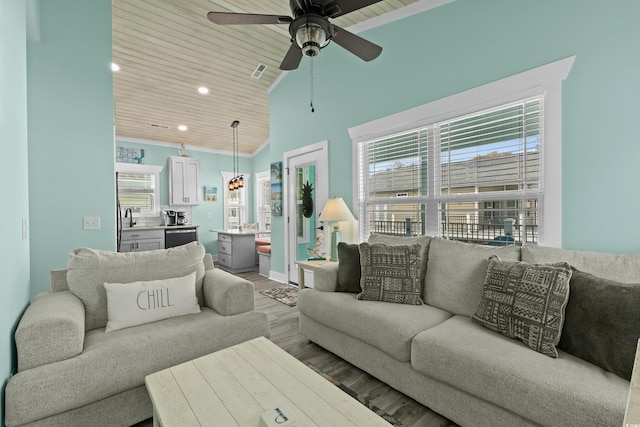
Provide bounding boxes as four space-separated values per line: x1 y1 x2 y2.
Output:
284 141 328 285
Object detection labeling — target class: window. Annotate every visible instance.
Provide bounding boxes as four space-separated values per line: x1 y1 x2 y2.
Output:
256 171 271 232
221 171 251 230
350 57 575 247
115 163 162 217
358 98 542 245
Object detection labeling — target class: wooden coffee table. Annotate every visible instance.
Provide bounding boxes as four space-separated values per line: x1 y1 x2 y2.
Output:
145 336 392 426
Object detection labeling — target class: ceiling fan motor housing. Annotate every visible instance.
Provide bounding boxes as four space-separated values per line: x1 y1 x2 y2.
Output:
290 14 334 57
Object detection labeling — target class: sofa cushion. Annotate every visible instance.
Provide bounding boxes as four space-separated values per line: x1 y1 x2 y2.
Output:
67 242 206 331
357 243 423 305
424 238 520 316
367 234 432 293
5 308 270 426
472 256 572 357
558 268 640 380
411 315 628 427
104 271 201 332
298 290 451 361
521 244 640 284
336 242 361 293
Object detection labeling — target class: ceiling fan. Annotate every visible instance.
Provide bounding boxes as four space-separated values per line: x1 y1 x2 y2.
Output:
207 0 384 70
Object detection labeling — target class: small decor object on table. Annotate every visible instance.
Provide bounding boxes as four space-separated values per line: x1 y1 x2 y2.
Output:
260 408 296 427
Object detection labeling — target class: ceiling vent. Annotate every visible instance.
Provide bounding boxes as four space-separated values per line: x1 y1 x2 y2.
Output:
251 63 267 79
148 122 170 130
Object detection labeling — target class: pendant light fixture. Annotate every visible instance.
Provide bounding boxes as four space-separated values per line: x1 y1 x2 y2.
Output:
228 120 244 191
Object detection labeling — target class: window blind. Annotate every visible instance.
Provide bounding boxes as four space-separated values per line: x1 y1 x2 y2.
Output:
358 97 542 244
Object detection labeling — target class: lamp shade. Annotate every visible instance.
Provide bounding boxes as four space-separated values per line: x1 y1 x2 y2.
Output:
318 198 355 223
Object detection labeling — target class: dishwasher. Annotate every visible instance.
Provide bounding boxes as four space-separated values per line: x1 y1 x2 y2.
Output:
165 227 198 248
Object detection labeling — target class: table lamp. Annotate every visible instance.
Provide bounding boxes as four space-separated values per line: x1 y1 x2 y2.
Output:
318 197 355 262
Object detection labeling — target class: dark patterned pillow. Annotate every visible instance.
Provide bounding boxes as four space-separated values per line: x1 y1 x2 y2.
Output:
357 243 423 305
472 255 572 358
336 242 361 293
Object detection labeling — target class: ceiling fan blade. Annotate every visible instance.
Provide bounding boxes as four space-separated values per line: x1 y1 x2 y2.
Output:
207 12 292 25
294 0 314 13
280 44 304 70
328 0 383 18
331 25 382 62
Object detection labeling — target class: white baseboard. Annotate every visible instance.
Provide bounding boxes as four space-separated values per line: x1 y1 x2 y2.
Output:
268 271 286 284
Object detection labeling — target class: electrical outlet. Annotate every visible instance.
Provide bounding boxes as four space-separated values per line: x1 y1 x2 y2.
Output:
83 216 101 230
206 211 212 219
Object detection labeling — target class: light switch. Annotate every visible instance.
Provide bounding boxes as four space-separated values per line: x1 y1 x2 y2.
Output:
22 219 28 240
83 216 101 230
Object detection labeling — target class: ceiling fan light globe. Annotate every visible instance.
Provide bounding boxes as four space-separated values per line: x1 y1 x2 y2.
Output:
295 23 327 57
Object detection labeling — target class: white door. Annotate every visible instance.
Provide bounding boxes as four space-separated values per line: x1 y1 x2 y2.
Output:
284 141 328 284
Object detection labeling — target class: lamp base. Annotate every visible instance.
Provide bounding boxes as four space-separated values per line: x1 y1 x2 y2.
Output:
330 223 342 262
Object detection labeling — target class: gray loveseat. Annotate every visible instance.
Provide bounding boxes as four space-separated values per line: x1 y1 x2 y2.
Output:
298 235 639 427
5 242 270 427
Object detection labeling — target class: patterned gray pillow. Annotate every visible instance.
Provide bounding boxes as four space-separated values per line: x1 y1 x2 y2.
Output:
357 243 423 305
472 255 572 358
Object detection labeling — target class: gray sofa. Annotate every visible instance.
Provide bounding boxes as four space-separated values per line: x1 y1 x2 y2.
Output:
5 242 270 427
298 235 639 427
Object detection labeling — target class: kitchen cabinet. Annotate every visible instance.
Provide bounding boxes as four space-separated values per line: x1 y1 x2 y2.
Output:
120 229 165 252
216 231 256 273
169 156 200 205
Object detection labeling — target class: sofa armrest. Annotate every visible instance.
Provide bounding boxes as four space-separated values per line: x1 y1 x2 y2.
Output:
313 263 339 292
15 291 85 372
203 269 255 316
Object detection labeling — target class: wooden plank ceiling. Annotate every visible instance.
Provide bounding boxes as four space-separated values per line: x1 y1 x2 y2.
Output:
112 0 419 154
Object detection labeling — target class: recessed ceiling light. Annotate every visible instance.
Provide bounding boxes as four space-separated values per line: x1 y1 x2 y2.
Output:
198 86 209 94
111 62 120 72
178 125 188 131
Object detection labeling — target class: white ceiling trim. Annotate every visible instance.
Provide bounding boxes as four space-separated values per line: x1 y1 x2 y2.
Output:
349 0 455 34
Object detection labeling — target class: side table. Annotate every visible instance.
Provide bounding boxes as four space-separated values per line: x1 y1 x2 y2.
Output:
295 259 335 289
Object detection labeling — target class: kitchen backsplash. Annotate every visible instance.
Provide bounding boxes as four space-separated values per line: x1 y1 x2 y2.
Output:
131 205 193 227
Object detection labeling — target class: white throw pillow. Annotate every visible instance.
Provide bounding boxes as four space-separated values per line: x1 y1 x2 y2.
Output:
104 271 201 332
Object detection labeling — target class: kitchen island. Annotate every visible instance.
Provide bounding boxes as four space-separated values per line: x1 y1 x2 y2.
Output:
211 230 258 273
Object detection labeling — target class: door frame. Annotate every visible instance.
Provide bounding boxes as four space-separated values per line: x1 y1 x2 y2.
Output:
283 140 329 284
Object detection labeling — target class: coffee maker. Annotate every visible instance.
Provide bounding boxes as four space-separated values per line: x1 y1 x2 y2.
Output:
176 211 187 225
163 210 177 226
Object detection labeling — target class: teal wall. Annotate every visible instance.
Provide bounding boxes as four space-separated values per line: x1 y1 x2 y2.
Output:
268 0 640 274
0 1 31 422
116 140 254 255
27 0 115 296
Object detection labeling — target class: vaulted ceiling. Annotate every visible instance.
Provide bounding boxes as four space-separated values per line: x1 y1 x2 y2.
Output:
112 0 420 154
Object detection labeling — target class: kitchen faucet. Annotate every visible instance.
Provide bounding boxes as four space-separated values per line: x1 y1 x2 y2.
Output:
124 208 136 227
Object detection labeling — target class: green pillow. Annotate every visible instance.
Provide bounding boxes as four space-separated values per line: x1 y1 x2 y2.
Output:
558 268 640 380
336 242 361 293
473 256 572 358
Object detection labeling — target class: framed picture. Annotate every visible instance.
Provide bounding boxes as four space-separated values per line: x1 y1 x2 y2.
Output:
204 186 217 202
270 162 283 216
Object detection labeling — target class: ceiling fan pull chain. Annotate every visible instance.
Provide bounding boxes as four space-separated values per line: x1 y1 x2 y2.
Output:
310 56 315 113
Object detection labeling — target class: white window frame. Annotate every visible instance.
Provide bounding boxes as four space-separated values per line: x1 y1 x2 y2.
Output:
115 163 163 217
349 56 575 248
221 171 251 230
255 170 270 232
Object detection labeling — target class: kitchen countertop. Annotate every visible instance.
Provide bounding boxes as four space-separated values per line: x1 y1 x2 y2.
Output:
121 225 199 231
210 229 269 235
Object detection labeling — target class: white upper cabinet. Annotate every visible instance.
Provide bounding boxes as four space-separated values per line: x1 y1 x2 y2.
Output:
169 156 201 205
